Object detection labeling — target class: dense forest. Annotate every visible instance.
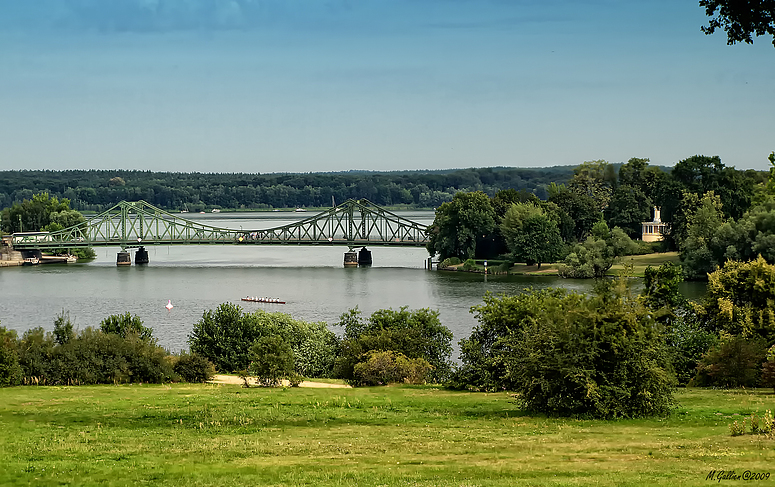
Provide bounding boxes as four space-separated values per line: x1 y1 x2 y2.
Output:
0 166 578 212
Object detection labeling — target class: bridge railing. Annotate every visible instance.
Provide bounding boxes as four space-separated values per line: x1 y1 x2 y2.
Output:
11 199 429 250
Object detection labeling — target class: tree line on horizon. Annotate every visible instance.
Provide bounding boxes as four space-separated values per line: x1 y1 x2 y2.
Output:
0 166 578 213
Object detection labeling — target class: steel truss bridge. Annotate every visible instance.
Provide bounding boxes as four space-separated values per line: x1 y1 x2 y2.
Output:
11 199 429 251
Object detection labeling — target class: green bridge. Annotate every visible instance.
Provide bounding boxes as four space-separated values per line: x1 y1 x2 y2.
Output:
11 199 430 266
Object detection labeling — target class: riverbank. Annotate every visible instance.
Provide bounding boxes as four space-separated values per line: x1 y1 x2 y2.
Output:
1 384 772 486
439 252 681 277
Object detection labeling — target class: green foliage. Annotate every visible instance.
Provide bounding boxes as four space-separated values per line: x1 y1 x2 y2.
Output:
426 191 496 260
567 160 616 211
455 281 676 418
334 307 453 384
173 352 215 383
679 191 727 279
462 258 477 271
189 303 337 377
604 184 652 239
352 351 433 386
53 311 75 346
762 345 775 392
501 207 563 268
1 192 76 233
558 222 637 278
452 289 572 392
100 312 154 341
701 0 775 47
0 167 576 213
548 189 600 241
665 320 719 386
438 257 461 268
68 247 97 260
0 325 22 387
505 279 676 418
17 327 56 380
248 336 296 387
643 262 686 313
693 334 767 388
696 256 775 342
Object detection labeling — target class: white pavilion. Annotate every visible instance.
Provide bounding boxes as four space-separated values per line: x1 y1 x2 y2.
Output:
641 207 667 242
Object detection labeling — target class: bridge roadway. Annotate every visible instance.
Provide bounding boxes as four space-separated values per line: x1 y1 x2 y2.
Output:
11 199 431 266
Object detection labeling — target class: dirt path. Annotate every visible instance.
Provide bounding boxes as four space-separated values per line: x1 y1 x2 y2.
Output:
210 374 351 388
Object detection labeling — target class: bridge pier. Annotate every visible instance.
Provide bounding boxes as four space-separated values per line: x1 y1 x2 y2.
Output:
135 246 149 265
344 247 373 267
358 247 372 266
117 251 131 266
343 250 358 267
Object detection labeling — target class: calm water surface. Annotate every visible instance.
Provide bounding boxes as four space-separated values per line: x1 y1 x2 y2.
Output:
0 211 705 353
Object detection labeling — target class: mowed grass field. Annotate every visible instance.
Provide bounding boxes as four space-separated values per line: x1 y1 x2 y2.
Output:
1 384 774 486
610 251 681 277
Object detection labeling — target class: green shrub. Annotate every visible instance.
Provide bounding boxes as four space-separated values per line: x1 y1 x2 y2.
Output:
352 351 432 386
763 345 775 392
456 278 676 418
462 259 477 271
334 307 453 384
0 326 22 387
248 335 295 387
451 289 570 392
17 327 56 381
665 320 719 385
439 257 461 268
174 351 215 383
692 334 767 388
189 303 337 376
100 312 153 341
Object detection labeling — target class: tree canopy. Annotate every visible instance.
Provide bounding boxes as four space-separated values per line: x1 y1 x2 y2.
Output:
700 0 775 47
426 191 496 260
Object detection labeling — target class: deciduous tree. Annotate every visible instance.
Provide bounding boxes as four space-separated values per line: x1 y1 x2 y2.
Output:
426 191 496 260
700 0 775 47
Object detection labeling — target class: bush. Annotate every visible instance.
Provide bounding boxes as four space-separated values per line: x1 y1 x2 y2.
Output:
189 303 338 376
666 320 719 385
352 351 433 386
439 257 461 268
455 279 676 418
0 326 22 387
763 345 775 392
17 327 56 381
334 307 453 384
692 334 767 388
248 335 295 387
174 351 215 383
451 289 570 392
100 312 153 341
462 259 477 271
52 328 176 385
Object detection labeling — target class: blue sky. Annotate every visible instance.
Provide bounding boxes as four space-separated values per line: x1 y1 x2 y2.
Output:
0 0 773 172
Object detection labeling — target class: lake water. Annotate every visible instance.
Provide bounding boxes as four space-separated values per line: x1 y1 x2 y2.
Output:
0 211 705 354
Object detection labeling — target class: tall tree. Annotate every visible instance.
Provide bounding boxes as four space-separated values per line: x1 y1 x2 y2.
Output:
568 160 617 211
700 0 775 47
426 191 496 260
501 203 563 268
679 191 727 280
548 189 600 242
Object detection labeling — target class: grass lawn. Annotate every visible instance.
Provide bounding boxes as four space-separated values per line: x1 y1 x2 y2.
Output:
1 384 774 486
610 251 681 277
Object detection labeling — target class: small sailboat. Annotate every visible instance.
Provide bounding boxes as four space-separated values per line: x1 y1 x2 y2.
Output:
165 300 174 311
